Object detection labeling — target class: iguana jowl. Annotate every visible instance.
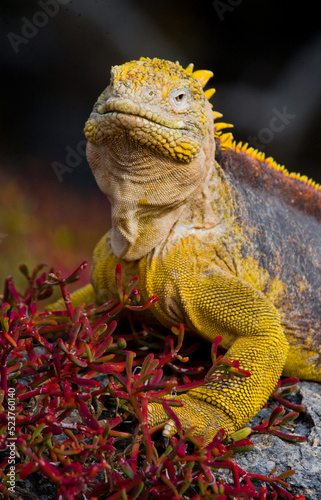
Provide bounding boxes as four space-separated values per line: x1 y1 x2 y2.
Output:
70 58 321 442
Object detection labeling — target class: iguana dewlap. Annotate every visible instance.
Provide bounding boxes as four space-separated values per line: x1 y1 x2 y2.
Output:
66 58 321 442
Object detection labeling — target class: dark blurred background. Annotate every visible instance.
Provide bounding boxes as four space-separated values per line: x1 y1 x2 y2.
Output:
1 0 321 286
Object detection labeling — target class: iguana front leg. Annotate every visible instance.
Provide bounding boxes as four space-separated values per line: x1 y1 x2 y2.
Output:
46 284 97 311
147 266 289 443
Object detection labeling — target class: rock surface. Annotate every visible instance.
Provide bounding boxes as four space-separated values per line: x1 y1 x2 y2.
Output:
232 381 321 499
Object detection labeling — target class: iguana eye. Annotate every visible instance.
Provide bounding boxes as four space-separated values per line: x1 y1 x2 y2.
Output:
169 88 189 109
175 92 186 102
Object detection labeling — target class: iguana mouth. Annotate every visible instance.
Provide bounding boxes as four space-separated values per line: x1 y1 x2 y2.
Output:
96 98 186 130
84 98 203 162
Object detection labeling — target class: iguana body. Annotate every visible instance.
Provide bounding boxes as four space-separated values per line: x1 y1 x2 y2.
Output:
65 58 321 442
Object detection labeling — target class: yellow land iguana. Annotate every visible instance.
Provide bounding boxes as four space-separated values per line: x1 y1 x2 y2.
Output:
52 57 321 443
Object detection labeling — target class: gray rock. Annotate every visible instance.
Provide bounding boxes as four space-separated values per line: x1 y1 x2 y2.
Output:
232 381 321 499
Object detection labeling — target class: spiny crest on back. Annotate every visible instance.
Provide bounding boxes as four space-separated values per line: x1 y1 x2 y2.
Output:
188 60 321 193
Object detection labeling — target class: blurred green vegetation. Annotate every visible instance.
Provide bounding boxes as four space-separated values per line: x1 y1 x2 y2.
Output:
0 168 110 297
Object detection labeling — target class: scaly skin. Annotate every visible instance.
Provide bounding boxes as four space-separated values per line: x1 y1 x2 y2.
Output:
52 58 321 443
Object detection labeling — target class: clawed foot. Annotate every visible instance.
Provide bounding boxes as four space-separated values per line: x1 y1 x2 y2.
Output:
148 393 236 444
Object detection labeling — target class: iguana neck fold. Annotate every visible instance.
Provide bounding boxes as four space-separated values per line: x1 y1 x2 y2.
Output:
86 106 215 260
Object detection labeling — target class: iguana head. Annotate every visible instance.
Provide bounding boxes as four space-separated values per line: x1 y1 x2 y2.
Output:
85 57 213 162
84 57 216 260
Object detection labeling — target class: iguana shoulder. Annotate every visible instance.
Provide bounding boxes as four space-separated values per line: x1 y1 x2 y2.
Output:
56 57 321 442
